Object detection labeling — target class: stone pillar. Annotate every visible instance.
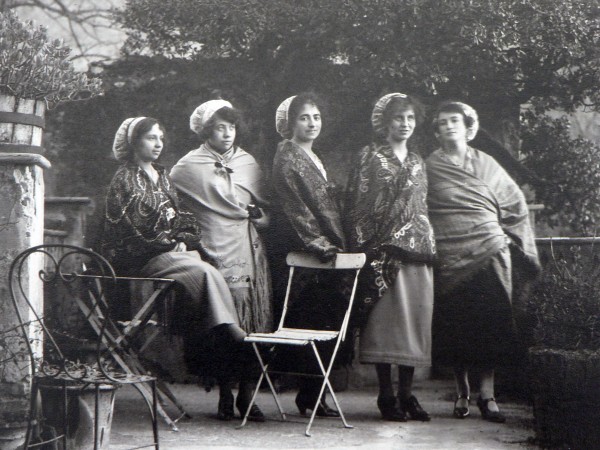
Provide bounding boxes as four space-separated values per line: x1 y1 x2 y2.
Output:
0 154 50 448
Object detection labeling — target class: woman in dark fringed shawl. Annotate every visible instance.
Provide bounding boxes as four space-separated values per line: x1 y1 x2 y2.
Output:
345 93 436 422
271 92 346 418
101 117 250 418
426 102 540 423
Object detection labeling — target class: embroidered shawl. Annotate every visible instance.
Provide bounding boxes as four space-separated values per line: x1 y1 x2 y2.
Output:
272 139 345 258
345 143 436 317
169 144 272 332
101 162 202 273
426 147 540 294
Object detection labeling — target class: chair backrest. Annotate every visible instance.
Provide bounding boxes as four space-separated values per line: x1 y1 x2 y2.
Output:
278 252 366 339
7 244 118 382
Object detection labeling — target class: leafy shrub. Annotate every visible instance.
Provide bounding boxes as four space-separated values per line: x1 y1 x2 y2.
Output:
521 111 600 234
529 245 600 350
0 10 102 107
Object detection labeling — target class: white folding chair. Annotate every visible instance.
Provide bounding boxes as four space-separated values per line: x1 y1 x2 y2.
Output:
239 251 366 436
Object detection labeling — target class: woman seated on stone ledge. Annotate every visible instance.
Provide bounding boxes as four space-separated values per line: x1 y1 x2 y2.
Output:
100 116 264 420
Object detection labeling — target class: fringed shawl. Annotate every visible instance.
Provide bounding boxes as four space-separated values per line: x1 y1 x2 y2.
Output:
345 144 435 320
272 139 345 258
426 147 540 294
101 162 203 274
170 144 272 333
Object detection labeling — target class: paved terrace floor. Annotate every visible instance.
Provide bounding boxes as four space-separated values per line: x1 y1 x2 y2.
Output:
110 378 538 449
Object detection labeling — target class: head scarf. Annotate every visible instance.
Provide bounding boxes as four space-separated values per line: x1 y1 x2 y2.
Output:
112 116 146 161
371 93 407 136
275 95 296 139
190 99 233 135
435 101 480 142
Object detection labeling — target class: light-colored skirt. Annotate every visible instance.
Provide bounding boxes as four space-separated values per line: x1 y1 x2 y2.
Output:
360 263 433 367
140 251 240 336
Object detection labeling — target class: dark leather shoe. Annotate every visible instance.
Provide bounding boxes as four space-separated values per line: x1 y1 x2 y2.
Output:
377 395 407 422
477 397 506 423
453 395 470 419
236 393 265 422
217 389 234 421
400 395 431 421
295 392 340 417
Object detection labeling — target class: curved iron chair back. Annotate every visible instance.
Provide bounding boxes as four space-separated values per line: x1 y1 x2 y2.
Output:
8 244 159 449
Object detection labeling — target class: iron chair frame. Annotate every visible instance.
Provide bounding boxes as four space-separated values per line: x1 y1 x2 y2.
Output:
239 251 366 436
75 272 189 430
8 244 161 449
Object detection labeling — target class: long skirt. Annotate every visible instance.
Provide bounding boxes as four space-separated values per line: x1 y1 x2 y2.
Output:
432 247 517 368
140 250 240 335
360 263 433 367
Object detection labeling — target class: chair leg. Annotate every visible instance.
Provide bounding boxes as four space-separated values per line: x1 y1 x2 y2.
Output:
63 380 69 449
306 341 353 437
151 380 159 450
24 380 39 449
94 384 100 450
239 343 286 428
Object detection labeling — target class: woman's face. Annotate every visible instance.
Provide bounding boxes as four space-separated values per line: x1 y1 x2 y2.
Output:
208 118 236 154
292 103 321 143
386 106 416 143
134 123 164 163
437 111 468 144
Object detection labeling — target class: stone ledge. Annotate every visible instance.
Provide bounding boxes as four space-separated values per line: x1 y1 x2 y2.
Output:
46 196 92 205
0 153 51 169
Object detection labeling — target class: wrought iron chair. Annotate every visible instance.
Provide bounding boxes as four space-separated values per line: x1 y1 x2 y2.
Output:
8 244 160 449
239 251 366 436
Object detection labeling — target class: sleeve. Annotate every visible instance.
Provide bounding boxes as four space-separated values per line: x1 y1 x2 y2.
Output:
101 173 176 263
274 156 342 260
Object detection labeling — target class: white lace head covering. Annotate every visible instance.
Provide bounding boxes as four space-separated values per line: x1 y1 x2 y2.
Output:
112 116 146 161
434 101 479 141
370 93 407 136
189 99 232 135
275 95 297 139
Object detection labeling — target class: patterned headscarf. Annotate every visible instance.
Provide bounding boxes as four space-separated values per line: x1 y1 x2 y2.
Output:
435 101 480 142
190 99 233 135
275 95 296 139
371 93 407 136
112 117 146 161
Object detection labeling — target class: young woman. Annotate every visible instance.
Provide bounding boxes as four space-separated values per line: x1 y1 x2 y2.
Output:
426 102 540 422
345 93 436 421
102 116 250 421
170 100 271 422
271 93 346 417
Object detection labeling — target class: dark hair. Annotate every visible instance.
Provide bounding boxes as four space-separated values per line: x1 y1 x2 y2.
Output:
127 117 165 160
198 106 243 142
432 101 475 132
376 95 426 140
284 92 325 139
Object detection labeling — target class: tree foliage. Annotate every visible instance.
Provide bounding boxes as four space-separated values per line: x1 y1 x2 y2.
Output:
119 0 600 114
521 111 600 234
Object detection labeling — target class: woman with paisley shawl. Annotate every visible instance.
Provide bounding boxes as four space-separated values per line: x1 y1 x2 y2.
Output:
271 92 346 418
345 93 436 422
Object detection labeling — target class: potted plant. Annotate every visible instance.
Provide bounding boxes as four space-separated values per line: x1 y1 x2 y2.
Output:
527 243 600 449
0 10 102 154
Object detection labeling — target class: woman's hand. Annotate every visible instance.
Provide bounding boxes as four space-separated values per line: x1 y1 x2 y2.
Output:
170 241 187 252
249 207 270 230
